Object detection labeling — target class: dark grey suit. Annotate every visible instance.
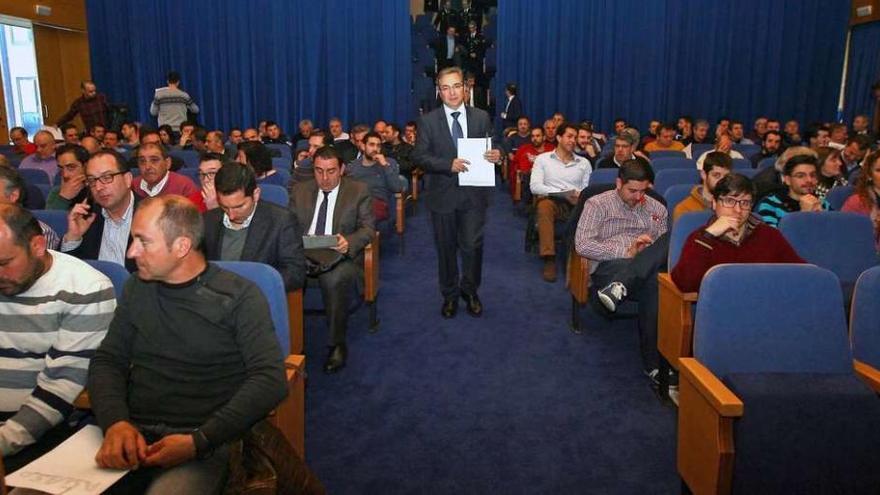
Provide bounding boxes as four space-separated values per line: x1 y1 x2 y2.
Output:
203 201 306 291
412 105 493 299
289 178 374 345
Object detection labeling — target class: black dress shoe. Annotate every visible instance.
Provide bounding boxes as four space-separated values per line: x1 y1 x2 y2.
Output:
462 293 482 317
323 344 347 374
441 298 458 319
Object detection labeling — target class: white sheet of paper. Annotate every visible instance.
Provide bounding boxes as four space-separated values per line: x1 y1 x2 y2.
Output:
457 138 496 187
5 425 128 495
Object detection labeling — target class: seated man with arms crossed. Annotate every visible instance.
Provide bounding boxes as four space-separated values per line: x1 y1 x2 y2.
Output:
203 164 305 291
530 122 591 282
671 174 805 292
0 204 115 473
755 154 828 227
346 131 405 223
88 195 287 493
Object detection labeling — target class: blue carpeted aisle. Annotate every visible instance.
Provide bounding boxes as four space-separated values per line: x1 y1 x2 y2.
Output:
302 185 678 494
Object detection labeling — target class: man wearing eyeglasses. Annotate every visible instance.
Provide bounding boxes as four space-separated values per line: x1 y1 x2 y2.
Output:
131 143 199 200
61 150 139 272
755 154 828 228
412 66 503 319
672 174 804 293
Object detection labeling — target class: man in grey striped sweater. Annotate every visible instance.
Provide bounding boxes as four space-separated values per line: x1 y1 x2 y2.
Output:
0 204 116 472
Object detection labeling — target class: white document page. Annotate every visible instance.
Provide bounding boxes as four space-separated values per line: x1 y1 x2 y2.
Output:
457 137 496 187
5 425 128 495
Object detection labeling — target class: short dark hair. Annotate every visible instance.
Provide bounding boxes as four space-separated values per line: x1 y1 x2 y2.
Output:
214 163 257 197
237 141 273 174
192 128 208 143
702 152 733 173
55 143 90 164
180 120 196 130
711 174 755 200
783 154 819 176
90 149 130 173
167 71 181 84
313 146 342 166
60 123 79 135
505 82 517 95
363 131 382 144
556 122 578 138
848 134 871 150
140 195 204 251
763 130 782 143
0 203 42 248
659 123 677 133
10 127 27 137
618 157 654 183
0 166 25 204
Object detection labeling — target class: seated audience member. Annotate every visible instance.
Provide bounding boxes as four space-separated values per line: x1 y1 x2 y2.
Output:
371 120 387 140
752 146 817 201
693 132 744 167
61 123 80 145
346 132 404 222
80 136 101 155
670 174 805 292
729 120 753 145
334 124 369 164
61 150 138 271
639 120 661 149
88 195 287 493
852 114 875 142
827 123 848 150
258 120 269 140
842 151 880 251
291 145 313 184
195 153 223 211
0 204 115 474
89 124 106 144
755 154 828 227
101 130 124 152
689 119 712 145
575 124 602 161
205 130 229 160
19 130 59 183
132 143 198 199
292 119 314 144
227 127 243 145
204 164 305 290
131 129 184 172
242 127 261 142
676 116 693 143
513 126 555 183
403 121 418 146
46 144 90 210
840 135 871 177
748 130 782 167
595 133 636 169
237 141 285 186
505 117 531 163
747 116 768 143
263 121 291 146
673 152 733 221
530 122 592 281
0 167 59 248
644 123 684 153
714 117 731 140
176 121 197 149
805 124 830 149
10 127 36 156
543 119 559 146
328 118 349 142
814 146 848 202
612 118 628 136
120 121 140 147
190 128 209 155
158 124 175 147
290 146 374 374
574 159 667 381
783 119 802 146
382 123 415 179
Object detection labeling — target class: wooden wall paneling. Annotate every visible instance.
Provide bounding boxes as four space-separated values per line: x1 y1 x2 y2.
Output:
851 0 880 26
33 24 91 128
0 0 86 32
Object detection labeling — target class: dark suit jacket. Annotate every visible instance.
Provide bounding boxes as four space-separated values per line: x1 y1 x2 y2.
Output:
68 194 140 272
412 105 494 214
203 201 306 291
501 95 523 129
289 178 374 263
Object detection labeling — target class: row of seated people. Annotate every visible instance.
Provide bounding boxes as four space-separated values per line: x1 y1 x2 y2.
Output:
0 198 324 493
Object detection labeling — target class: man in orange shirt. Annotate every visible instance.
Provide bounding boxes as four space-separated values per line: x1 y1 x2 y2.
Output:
644 123 684 153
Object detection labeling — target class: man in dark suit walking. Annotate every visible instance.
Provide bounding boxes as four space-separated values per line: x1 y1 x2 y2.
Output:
412 66 503 319
289 147 374 373
202 164 305 291
500 82 523 130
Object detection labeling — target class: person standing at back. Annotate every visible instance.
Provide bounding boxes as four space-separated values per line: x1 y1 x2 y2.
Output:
150 71 199 137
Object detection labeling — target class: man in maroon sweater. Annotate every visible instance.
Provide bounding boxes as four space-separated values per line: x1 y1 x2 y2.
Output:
671 174 805 292
131 143 198 199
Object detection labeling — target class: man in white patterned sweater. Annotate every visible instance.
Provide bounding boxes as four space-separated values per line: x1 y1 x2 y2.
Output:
0 204 116 473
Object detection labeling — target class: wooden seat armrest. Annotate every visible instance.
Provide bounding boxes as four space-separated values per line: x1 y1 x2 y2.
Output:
854 359 880 393
74 390 91 410
658 273 698 302
287 289 304 355
513 170 522 202
679 358 743 417
395 193 405 234
566 247 591 304
364 231 379 302
269 354 306 459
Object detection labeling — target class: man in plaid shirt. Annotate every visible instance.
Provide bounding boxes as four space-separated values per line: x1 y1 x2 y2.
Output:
56 81 109 130
575 159 669 382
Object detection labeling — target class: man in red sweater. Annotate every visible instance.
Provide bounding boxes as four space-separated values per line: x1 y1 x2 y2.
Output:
131 143 198 199
671 174 805 292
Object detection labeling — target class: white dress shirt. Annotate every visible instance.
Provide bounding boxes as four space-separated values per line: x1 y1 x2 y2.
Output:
443 104 469 139
307 183 340 235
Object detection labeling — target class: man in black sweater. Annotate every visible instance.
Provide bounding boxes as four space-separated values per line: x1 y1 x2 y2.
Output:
88 195 287 493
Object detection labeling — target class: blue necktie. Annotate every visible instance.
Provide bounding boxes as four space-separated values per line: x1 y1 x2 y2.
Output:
451 111 464 141
315 191 330 235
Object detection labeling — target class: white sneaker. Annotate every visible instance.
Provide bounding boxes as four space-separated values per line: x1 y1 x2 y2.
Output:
598 282 627 312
